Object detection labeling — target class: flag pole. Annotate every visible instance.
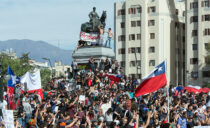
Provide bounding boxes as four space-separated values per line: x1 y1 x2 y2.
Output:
165 59 170 121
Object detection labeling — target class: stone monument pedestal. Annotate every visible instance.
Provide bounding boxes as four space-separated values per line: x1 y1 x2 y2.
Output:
72 46 115 69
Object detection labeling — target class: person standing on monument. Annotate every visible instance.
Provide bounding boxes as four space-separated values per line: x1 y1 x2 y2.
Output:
72 59 78 79
99 26 104 46
89 7 99 30
105 28 113 48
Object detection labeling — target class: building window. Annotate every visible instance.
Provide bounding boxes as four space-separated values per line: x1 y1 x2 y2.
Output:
175 22 179 28
118 9 125 16
118 48 125 54
203 71 210 77
205 43 210 49
137 74 142 79
136 47 141 53
175 9 179 15
192 30 198 36
128 8 136 14
202 1 210 7
202 15 210 21
131 21 136 27
190 2 198 9
120 61 125 67
205 57 210 65
128 47 141 53
183 11 185 17
191 72 198 79
128 48 136 53
137 21 141 26
190 16 198 23
137 34 141 40
148 20 155 26
150 33 155 39
118 35 125 41
149 46 155 53
149 60 155 66
183 36 185 42
148 6 156 13
120 22 125 28
131 48 136 53
204 28 210 35
129 34 135 40
190 58 198 64
129 74 136 79
137 61 141 67
192 44 198 50
183 25 185 30
130 61 136 67
137 7 142 13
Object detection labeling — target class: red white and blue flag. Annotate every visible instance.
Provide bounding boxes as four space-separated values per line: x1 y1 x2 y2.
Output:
135 61 167 97
8 66 20 109
105 74 122 83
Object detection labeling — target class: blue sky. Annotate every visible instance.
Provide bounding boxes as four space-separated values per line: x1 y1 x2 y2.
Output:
0 0 122 50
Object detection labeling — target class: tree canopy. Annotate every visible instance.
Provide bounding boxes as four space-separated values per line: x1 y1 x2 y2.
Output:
0 53 51 88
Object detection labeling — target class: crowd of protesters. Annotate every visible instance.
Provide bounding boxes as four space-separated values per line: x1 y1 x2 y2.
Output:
1 57 210 128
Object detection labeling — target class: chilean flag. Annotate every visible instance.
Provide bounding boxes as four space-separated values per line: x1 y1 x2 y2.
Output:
183 85 210 93
8 66 20 109
135 61 167 97
21 69 43 102
105 74 122 83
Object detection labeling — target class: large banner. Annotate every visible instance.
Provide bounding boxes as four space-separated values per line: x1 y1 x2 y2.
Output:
80 32 100 42
2 110 14 128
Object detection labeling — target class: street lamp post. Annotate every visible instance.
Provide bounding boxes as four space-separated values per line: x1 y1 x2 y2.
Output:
42 57 53 78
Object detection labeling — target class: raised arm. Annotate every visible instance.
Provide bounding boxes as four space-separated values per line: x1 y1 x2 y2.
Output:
144 111 152 128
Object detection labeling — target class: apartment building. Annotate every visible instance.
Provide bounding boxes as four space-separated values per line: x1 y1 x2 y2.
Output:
185 0 210 86
114 0 185 85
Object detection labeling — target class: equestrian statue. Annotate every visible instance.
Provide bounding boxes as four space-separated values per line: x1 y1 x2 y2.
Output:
81 7 106 33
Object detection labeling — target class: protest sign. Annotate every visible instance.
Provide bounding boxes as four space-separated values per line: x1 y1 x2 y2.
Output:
2 110 14 128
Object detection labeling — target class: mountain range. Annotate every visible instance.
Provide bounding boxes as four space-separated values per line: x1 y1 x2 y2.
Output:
0 39 73 65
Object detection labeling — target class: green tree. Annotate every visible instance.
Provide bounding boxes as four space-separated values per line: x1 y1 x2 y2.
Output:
0 53 51 89
0 53 32 86
40 69 51 90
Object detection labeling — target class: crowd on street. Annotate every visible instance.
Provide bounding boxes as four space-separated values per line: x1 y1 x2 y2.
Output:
1 57 210 128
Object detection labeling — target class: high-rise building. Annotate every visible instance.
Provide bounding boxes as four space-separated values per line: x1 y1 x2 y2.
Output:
114 0 185 85
185 0 210 86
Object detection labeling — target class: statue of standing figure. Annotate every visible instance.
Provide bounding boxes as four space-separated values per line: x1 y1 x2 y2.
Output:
89 7 100 30
81 7 106 33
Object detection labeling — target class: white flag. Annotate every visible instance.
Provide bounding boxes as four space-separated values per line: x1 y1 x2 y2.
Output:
21 69 41 91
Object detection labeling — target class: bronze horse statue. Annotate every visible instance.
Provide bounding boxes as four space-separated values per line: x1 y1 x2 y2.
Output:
81 11 106 33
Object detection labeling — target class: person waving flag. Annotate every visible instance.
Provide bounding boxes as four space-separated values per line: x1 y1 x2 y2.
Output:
135 61 167 97
7 66 21 109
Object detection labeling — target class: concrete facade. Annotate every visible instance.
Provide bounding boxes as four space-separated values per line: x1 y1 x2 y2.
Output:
52 61 71 77
114 0 185 85
185 0 210 86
